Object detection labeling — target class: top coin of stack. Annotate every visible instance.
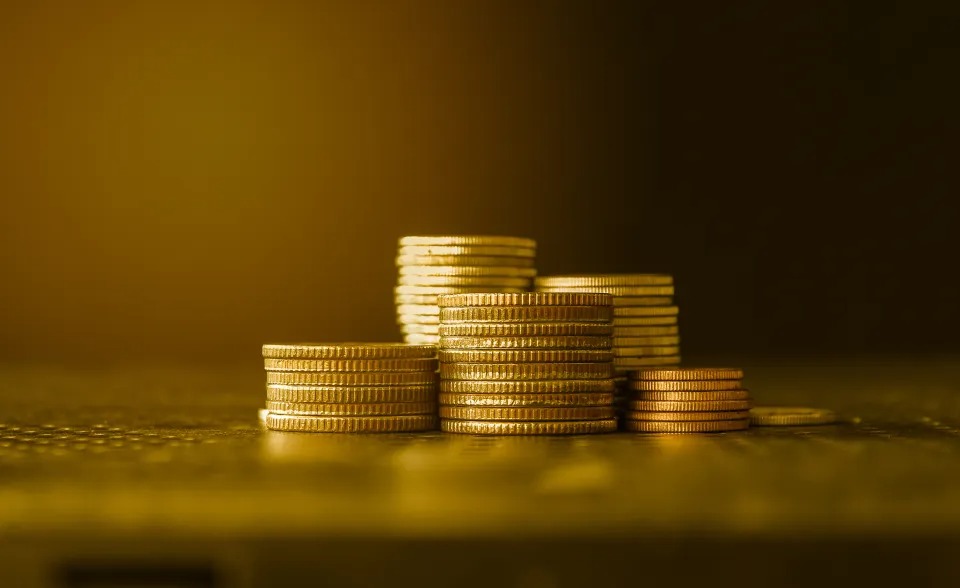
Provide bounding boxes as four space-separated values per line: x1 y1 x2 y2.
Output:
624 367 751 433
395 235 537 345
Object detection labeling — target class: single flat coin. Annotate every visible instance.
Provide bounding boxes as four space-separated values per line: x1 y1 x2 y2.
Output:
266 371 437 386
262 343 436 360
613 305 680 317
395 295 443 306
629 380 743 392
397 275 531 287
438 349 613 363
438 392 614 407
441 419 618 435
399 235 536 249
263 357 436 372
438 322 613 337
397 314 440 325
439 335 612 350
266 414 437 433
266 401 436 416
440 405 615 421
396 285 527 295
623 419 749 433
537 286 675 297
535 274 673 287
614 356 681 368
612 326 680 337
400 323 440 334
440 306 612 323
749 406 837 426
625 410 751 422
440 362 614 381
396 255 536 267
403 334 440 345
632 389 751 401
438 292 612 308
395 303 440 315
398 245 535 258
613 316 679 326
440 379 616 394
399 265 538 278
266 384 437 403
613 336 681 347
612 346 681 357
627 399 752 412
631 367 744 381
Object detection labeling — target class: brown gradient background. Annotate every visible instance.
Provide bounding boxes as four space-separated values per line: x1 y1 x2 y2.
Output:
1 0 957 364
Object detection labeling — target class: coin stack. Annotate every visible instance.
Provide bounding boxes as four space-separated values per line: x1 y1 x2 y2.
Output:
436 292 618 435
395 236 537 345
623 367 751 433
260 343 439 433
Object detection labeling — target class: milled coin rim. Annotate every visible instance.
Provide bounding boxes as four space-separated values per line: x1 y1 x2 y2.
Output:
631 390 751 401
398 235 537 249
630 367 743 381
438 392 615 407
627 399 753 412
439 306 613 323
440 405 616 421
438 292 613 308
534 274 674 287
266 401 437 416
623 419 750 433
439 335 613 349
262 342 437 359
266 413 438 433
624 410 751 422
263 357 438 372
749 406 837 426
438 322 614 337
629 380 743 392
440 418 618 435
536 286 676 297
438 349 614 363
396 255 537 267
439 362 614 380
266 384 438 403
398 265 538 277
440 379 617 394
396 275 532 287
612 305 680 317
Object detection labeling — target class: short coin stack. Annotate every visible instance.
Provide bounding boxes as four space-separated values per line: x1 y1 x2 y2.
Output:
436 292 618 435
261 343 439 433
624 367 751 433
395 235 537 345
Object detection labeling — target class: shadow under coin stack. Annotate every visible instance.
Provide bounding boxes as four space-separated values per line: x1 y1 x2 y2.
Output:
624 367 751 433
436 292 618 435
261 343 439 433
394 236 537 345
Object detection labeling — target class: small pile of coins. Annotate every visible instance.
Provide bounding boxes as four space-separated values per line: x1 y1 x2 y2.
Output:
261 343 439 433
395 236 537 345
623 367 752 433
437 292 618 435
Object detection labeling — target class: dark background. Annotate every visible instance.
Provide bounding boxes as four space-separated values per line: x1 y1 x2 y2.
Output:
1 0 957 363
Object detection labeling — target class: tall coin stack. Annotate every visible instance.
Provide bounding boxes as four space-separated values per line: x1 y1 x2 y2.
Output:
261 343 439 433
624 367 751 433
395 236 537 345
436 292 618 435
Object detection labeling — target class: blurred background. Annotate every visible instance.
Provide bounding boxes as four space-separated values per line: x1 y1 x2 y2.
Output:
1 0 957 364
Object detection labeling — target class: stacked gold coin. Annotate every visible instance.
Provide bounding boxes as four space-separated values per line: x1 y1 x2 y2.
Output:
436 292 618 435
395 235 537 345
260 343 439 433
624 367 751 433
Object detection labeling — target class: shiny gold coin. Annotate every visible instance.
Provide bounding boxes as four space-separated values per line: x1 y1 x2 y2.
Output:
266 384 437 404
613 336 681 347
438 322 613 337
397 275 531 287
613 316 679 326
613 326 680 337
440 379 616 394
440 362 614 381
263 357 437 372
632 389 751 401
403 334 440 345
629 379 743 392
396 285 527 296
535 274 673 287
614 356 681 368
400 323 440 334
440 405 615 421
623 419 749 433
438 292 612 308
266 414 437 433
262 343 436 360
396 255 536 267
441 418 617 435
749 406 837 426
266 371 437 386
397 314 440 325
439 335 612 350
399 265 538 278
395 303 440 315
537 285 675 297
440 306 612 323
627 399 752 412
631 367 743 381
613 305 680 317
625 410 750 421
438 392 614 407
395 295 442 306
398 245 535 258
613 346 681 357
438 349 613 363
266 401 436 416
399 235 536 249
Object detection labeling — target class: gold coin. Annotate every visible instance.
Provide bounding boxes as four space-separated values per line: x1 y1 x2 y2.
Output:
612 346 681 357
614 356 681 368
397 275 531 287
632 389 751 401
395 295 442 306
399 265 538 278
440 306 612 323
627 399 752 412
537 285 675 297
441 362 614 381
535 274 673 287
396 255 536 267
397 314 440 325
438 322 613 337
613 316 679 326
438 349 613 363
749 406 837 426
399 235 536 249
266 401 436 416
629 380 743 392
262 342 436 360
400 323 440 334
403 334 440 345
612 326 680 337
631 367 743 381
614 305 680 317
395 303 440 315
263 357 437 372
395 285 528 296
266 384 437 403
438 292 612 308
613 336 681 346
438 392 614 407
440 379 616 394
266 414 437 433
266 371 437 386
625 410 750 421
623 419 749 433
441 418 617 435
439 335 612 349
398 245 535 258
440 405 615 421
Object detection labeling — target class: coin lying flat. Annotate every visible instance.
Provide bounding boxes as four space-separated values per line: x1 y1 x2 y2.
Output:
440 362 614 381
440 405 615 421
397 275 532 287
625 410 751 422
614 356 681 368
631 367 744 381
612 346 681 357
266 414 437 433
613 326 680 337
399 235 537 249
438 292 612 308
613 316 679 326
266 401 436 416
399 265 538 278
438 392 615 407
749 406 837 426
623 419 749 433
395 303 441 315
627 399 752 412
403 334 440 345
263 357 437 372
262 343 436 360
401 323 441 334
438 349 614 364
631 390 751 402
440 379 617 394
266 371 437 386
439 335 612 350
535 274 673 287
397 314 440 325
440 306 612 323
266 384 437 404
612 336 681 347
441 419 618 435
397 255 537 267
438 323 613 337
613 305 680 317
396 285 528 296
537 285 675 297
629 379 742 392
397 245 535 258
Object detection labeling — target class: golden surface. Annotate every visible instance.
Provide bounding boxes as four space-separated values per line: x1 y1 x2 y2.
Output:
266 371 437 386
612 346 682 357
440 379 617 394
750 406 838 426
398 235 537 249
261 343 436 360
632 390 752 401
439 322 613 337
395 285 527 295
630 379 743 392
439 335 613 349
613 316 680 326
403 334 440 345
632 368 744 381
439 306 612 323
612 326 680 336
625 410 751 422
623 419 751 433
265 413 437 433
397 245 536 257
263 357 437 372
266 384 437 403
437 349 613 364
439 406 615 421
266 401 436 416
396 314 440 325
627 400 753 412
396 275 531 287
395 303 442 314
440 362 614 381
441 418 618 435
535 274 674 287
398 265 538 277
396 255 536 267
613 336 681 346
438 392 614 407
536 285 675 297
437 292 613 307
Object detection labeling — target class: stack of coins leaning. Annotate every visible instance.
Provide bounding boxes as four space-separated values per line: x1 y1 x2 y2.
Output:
624 367 752 433
395 236 537 345
261 343 439 433
436 292 618 435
